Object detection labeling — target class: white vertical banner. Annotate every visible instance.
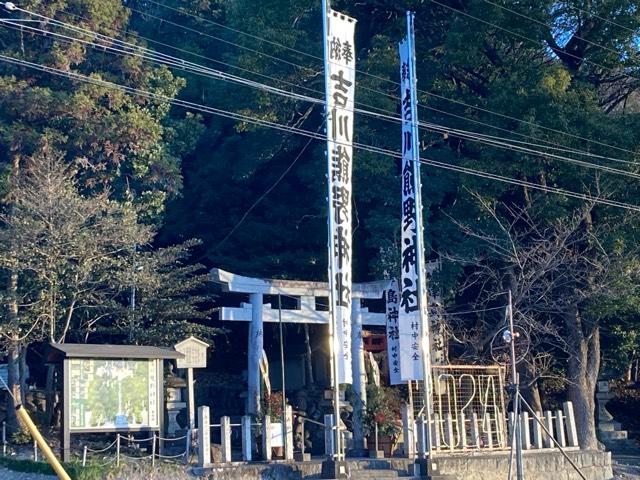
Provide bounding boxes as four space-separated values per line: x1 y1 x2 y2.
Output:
398 35 427 381
385 279 403 385
325 9 356 385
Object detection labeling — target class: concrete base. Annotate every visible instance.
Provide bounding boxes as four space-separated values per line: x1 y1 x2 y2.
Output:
294 452 312 462
320 459 350 479
368 449 385 459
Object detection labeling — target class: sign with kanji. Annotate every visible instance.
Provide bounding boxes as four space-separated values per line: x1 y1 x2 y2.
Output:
175 336 209 369
398 36 427 381
385 279 403 385
325 9 356 385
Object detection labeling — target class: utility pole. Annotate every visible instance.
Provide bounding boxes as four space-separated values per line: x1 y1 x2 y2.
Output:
507 290 524 480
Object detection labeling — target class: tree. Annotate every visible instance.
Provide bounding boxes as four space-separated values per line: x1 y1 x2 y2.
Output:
442 194 640 449
0 152 150 345
111 239 221 347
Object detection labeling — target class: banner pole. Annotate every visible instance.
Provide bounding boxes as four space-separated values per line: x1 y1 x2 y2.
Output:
406 10 434 458
321 0 342 462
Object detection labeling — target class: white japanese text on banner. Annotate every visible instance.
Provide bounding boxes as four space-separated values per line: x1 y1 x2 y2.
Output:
325 9 356 384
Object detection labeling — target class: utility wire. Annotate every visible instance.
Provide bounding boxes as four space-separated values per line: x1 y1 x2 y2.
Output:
4 15 640 180
1 52 639 214
123 0 640 160
212 126 321 252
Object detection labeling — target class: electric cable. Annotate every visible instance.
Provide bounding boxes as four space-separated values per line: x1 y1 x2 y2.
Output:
1 52 638 214
3 16 639 180
123 0 640 159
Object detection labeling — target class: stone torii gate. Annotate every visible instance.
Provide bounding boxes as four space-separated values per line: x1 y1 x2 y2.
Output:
211 268 391 453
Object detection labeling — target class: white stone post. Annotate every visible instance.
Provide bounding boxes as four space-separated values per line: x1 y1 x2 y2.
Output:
544 410 554 448
416 415 427 459
402 403 415 458
555 410 566 447
563 402 579 447
221 416 232 463
484 413 493 448
241 415 252 461
459 413 467 449
445 413 455 450
248 293 264 416
285 405 294 460
351 299 367 454
324 414 335 457
197 406 210 467
521 411 530 450
532 412 543 449
471 412 481 448
262 415 272 461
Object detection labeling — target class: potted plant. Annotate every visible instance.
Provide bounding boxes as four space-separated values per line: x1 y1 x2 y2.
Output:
363 385 403 457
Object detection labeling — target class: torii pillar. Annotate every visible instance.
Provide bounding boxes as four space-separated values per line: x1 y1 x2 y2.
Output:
212 268 390 452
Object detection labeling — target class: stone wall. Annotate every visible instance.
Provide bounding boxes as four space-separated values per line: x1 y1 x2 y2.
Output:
192 450 612 480
431 449 612 480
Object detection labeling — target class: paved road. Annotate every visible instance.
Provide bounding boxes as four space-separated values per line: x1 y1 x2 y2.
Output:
0 466 55 480
613 454 640 479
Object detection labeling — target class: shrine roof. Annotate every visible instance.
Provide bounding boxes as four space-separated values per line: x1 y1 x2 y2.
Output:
47 343 184 362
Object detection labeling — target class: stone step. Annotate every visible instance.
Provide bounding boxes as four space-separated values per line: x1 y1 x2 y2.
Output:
599 421 622 431
601 430 628 440
352 470 403 478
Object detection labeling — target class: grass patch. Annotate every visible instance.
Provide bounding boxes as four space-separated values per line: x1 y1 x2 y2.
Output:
0 456 111 479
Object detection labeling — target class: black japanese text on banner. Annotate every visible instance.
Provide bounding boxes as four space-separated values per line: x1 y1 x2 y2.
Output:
326 10 356 385
398 38 426 381
385 279 403 385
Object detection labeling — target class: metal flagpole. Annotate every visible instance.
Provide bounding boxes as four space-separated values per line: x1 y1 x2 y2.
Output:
321 0 343 463
278 294 288 460
406 10 434 459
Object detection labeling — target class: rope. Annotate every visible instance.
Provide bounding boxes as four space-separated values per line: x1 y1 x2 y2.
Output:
123 435 155 443
119 452 154 460
155 434 188 442
84 438 118 453
154 451 187 459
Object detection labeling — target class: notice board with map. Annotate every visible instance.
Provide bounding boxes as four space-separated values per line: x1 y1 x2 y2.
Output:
68 358 160 431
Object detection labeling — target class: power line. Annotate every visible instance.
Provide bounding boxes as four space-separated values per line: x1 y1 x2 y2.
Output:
2 52 639 214
212 127 321 252
5 13 640 181
123 0 639 160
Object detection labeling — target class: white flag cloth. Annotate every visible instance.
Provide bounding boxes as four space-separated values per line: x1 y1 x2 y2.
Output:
325 9 356 384
398 37 425 381
385 279 403 385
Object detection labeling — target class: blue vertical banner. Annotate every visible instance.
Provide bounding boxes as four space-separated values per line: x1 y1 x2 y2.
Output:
398 14 431 382
325 9 356 384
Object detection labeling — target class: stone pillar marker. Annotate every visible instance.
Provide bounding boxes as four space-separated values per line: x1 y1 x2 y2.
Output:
262 415 272 461
402 403 415 457
241 415 252 461
350 299 367 455
221 416 232 463
197 406 210 467
248 293 264 416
